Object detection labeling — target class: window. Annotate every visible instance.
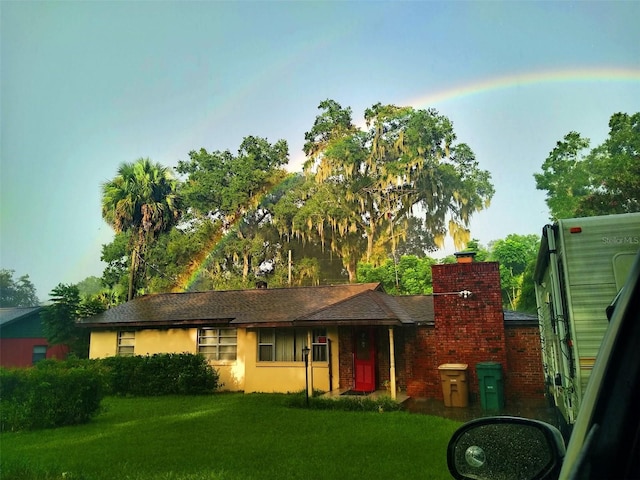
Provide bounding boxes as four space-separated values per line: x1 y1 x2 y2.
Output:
198 328 237 361
32 345 47 364
312 328 328 362
258 328 308 362
117 331 135 356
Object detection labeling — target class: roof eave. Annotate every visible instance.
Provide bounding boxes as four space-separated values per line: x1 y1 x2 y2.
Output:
292 319 407 327
79 318 234 329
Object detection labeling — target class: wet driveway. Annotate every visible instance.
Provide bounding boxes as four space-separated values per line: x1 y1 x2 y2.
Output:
404 397 560 428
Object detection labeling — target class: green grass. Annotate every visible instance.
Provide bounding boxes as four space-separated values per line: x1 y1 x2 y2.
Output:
0 393 461 480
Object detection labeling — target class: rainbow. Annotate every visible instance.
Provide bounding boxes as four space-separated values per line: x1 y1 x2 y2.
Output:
175 67 640 291
406 67 640 107
174 172 291 292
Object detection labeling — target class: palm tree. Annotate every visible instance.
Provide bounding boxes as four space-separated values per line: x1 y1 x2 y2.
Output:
102 158 181 300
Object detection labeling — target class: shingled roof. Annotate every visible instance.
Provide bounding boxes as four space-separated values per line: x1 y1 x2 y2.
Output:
80 283 538 330
79 283 429 328
503 310 538 325
0 307 43 328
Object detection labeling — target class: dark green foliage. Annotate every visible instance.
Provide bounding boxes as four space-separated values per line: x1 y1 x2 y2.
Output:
41 284 105 358
0 354 220 431
101 158 182 300
42 284 82 346
100 231 130 302
286 390 403 412
99 353 220 396
535 112 640 219
0 269 39 307
0 365 104 431
395 216 438 256
177 136 288 217
464 238 490 261
488 234 539 310
518 258 539 313
75 277 104 297
357 255 437 294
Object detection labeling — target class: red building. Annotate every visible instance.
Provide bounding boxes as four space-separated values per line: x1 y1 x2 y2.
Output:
0 307 68 367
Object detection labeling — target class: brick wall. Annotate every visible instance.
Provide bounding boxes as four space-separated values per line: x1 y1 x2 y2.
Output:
338 327 354 390
504 324 546 401
431 261 507 401
335 260 546 402
404 325 440 398
376 327 408 392
399 261 545 402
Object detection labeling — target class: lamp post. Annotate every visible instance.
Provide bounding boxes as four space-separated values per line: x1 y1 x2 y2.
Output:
302 345 311 406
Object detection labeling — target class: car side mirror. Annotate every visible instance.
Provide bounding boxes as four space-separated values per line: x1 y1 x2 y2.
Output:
447 416 566 480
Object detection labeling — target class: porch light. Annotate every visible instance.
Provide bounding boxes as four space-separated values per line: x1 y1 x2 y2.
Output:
302 345 311 406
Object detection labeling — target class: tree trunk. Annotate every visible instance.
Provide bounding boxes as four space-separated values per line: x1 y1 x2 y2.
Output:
242 252 250 281
366 225 375 262
128 245 139 301
346 260 357 283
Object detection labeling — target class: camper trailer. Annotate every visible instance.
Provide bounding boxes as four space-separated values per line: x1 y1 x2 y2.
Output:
534 212 640 429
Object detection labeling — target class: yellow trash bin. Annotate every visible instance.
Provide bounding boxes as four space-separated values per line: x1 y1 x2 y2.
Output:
438 363 469 407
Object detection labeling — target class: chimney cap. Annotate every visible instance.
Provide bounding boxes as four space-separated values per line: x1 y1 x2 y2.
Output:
454 251 476 263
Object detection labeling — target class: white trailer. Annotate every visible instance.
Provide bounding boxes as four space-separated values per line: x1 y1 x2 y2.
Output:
534 212 640 428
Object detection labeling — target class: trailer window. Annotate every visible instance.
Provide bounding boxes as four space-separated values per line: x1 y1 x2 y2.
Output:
613 253 636 290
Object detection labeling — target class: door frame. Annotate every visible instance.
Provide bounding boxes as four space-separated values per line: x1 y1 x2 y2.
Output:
353 327 376 392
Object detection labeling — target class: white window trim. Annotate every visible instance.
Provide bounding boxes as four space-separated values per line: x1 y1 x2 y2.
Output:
117 331 135 357
198 327 237 362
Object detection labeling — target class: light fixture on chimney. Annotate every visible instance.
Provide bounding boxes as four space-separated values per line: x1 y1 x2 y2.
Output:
432 290 474 298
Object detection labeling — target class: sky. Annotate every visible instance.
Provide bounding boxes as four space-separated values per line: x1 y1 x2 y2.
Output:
1 1 639 302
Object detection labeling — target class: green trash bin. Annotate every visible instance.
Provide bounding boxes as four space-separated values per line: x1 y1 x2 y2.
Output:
476 362 504 410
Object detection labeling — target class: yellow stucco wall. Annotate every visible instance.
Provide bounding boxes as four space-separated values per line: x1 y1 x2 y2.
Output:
88 329 196 357
135 328 197 355
88 327 338 394
88 328 245 391
243 327 340 393
89 330 118 359
215 329 246 391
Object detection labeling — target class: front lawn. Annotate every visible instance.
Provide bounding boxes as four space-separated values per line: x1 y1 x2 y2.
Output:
1 393 460 480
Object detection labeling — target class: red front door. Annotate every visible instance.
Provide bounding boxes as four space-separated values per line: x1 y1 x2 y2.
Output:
354 328 375 391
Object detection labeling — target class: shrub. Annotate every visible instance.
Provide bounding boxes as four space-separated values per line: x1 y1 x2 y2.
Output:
0 366 104 431
286 391 403 412
100 353 220 396
0 354 220 431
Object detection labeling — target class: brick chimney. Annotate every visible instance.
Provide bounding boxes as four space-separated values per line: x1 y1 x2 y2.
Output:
431 260 507 400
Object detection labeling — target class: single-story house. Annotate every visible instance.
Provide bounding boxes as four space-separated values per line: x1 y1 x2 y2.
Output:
0 307 69 367
80 258 545 403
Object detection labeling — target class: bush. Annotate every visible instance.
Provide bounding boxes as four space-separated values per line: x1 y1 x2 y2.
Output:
286 391 403 412
0 354 220 431
100 353 220 396
0 366 104 431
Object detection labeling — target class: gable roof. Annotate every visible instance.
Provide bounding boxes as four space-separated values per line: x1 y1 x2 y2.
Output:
79 283 392 328
79 284 528 330
295 290 412 326
0 307 43 328
392 295 435 324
